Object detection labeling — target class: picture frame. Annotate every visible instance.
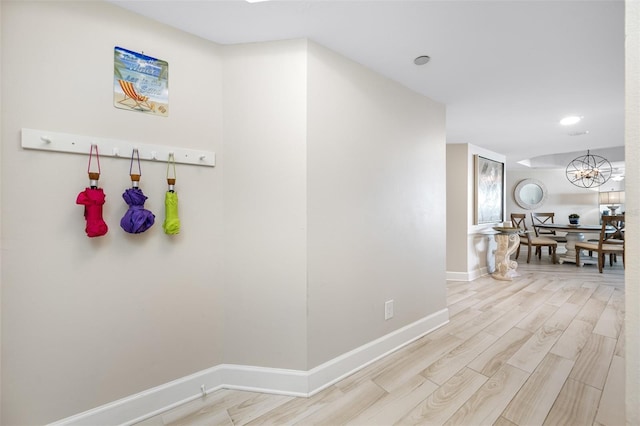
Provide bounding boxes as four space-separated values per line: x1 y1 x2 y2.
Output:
474 155 504 224
114 46 169 117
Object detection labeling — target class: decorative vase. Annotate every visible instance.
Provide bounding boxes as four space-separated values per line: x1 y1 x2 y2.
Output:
569 218 579 225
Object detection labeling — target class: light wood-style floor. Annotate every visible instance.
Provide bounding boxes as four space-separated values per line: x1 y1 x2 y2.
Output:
138 256 625 426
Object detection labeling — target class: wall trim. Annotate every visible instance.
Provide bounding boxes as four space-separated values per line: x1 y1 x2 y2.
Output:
306 308 449 394
48 308 449 426
446 271 472 281
446 267 488 281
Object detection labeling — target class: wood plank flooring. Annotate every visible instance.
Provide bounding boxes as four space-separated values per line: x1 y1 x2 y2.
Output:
137 258 625 426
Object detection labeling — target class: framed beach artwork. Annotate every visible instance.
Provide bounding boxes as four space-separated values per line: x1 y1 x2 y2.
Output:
474 155 504 224
114 46 169 117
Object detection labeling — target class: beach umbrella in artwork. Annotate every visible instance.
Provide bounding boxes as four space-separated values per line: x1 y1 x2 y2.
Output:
120 149 155 234
76 144 108 237
162 153 180 235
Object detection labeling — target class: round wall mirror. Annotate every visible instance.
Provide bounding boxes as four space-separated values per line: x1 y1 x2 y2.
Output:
514 178 547 210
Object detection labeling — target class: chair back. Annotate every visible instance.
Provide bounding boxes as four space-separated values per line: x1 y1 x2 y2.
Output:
510 213 527 229
510 213 531 243
600 214 625 247
531 212 556 237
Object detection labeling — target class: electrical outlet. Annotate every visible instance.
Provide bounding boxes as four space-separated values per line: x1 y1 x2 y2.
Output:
385 299 394 320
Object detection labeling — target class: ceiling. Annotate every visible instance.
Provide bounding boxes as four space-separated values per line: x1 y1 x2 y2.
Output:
109 0 625 171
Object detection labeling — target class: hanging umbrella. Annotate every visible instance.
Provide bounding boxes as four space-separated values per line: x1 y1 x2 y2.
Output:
162 153 180 235
163 191 180 234
76 145 108 237
120 149 155 233
120 184 155 233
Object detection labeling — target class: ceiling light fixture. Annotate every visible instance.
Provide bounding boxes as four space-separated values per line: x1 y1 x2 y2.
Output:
568 130 589 136
560 116 582 126
565 150 612 188
414 55 431 65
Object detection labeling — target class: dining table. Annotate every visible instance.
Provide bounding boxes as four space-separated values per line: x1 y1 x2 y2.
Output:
535 223 604 265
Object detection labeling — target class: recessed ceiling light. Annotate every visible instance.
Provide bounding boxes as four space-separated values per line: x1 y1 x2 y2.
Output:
414 55 431 66
568 130 590 136
246 0 270 3
560 116 582 126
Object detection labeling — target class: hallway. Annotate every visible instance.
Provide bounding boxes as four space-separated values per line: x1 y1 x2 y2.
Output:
139 260 625 425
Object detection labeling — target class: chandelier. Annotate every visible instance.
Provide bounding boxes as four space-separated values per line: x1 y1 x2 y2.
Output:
565 150 612 188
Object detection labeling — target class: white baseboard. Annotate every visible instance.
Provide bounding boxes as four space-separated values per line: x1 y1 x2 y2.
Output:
48 308 449 426
446 266 488 281
446 271 472 281
307 308 449 394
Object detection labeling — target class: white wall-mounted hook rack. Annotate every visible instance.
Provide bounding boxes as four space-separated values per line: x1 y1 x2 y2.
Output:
21 128 216 167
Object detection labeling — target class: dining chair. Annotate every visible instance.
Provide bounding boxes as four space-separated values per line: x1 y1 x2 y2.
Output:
587 214 625 259
575 214 625 272
510 213 558 264
530 212 567 258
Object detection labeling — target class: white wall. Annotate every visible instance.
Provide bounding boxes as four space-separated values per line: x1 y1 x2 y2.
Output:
306 42 447 367
221 40 309 369
1 2 225 424
0 2 3 422
1 2 449 424
220 38 448 373
446 144 505 280
3 1 635 424
446 144 470 275
625 0 640 422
